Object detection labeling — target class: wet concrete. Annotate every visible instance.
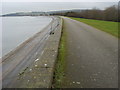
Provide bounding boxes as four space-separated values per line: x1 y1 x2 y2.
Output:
62 17 118 88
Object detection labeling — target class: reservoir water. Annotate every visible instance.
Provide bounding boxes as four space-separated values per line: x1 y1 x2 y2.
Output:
2 16 52 56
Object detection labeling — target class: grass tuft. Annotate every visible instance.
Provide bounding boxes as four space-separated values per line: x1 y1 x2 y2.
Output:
53 19 66 89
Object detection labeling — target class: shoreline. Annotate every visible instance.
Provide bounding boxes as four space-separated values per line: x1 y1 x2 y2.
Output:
6 17 62 88
2 17 54 62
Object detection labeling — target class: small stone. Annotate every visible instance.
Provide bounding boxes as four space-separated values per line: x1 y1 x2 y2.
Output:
73 81 75 83
29 69 32 71
28 80 30 82
76 82 80 84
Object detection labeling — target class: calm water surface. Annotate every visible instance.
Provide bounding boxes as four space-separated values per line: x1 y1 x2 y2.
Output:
2 16 52 56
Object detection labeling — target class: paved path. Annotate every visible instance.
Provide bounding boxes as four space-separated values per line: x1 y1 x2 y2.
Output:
62 17 118 88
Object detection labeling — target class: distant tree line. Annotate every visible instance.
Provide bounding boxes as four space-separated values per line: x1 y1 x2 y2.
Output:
51 5 118 22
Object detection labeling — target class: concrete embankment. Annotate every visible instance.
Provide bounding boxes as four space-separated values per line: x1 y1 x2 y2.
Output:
2 17 54 62
2 16 62 88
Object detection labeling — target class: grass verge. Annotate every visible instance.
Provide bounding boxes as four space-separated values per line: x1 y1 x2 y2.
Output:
52 19 66 88
69 17 118 37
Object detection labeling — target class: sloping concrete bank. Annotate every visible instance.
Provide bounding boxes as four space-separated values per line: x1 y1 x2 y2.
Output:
2 17 54 62
5 17 62 88
2 17 57 88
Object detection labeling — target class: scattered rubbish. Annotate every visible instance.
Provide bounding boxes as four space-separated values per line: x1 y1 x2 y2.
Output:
34 76 36 79
44 64 47 67
76 82 80 84
35 65 38 67
35 58 39 62
29 69 32 71
73 81 75 83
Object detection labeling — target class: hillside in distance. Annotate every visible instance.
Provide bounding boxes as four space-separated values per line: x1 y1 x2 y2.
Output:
1 9 83 16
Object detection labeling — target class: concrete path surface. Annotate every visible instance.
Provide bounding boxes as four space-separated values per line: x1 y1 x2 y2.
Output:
62 17 118 88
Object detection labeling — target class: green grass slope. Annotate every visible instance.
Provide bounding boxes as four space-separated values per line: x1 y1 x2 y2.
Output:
70 17 118 37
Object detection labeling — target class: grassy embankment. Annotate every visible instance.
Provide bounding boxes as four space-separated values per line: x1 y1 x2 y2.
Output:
70 17 118 38
53 19 66 88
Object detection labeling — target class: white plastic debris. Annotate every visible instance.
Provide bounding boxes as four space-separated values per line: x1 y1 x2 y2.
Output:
29 69 32 71
35 59 39 62
35 65 38 67
76 82 80 84
44 64 47 67
55 51 57 52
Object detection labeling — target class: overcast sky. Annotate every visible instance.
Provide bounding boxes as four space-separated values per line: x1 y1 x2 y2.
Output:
1 1 118 15
1 0 119 2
